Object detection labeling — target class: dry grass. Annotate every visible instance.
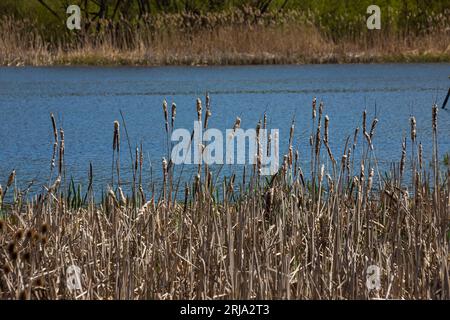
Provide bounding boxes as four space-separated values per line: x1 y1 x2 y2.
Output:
1 8 449 66
0 97 449 300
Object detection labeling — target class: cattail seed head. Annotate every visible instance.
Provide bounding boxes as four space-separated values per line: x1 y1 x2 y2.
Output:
18 290 28 300
162 157 168 176
265 187 274 212
204 109 212 129
205 92 210 110
171 103 177 128
196 98 202 121
22 251 31 263
7 170 15 188
410 116 416 142
432 104 438 131
2 264 11 274
7 242 17 261
362 110 367 134
419 142 423 169
117 187 126 206
289 122 295 145
400 137 407 176
50 113 58 142
15 228 24 241
113 121 120 152
315 126 321 156
369 118 378 139
233 117 241 131
40 223 49 235
318 101 324 120
353 127 359 149
312 97 317 119
162 100 168 122
288 145 293 167
324 115 329 144
25 229 33 240
318 164 325 182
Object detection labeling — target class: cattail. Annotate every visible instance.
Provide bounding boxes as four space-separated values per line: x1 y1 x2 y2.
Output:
410 116 416 142
353 127 359 150
7 170 15 188
48 175 61 193
163 100 169 133
59 128 65 175
289 121 295 146
282 155 288 174
312 97 317 120
135 147 139 172
18 290 29 300
108 188 119 207
232 117 241 131
346 149 351 171
318 164 325 182
171 103 177 128
40 223 49 235
418 142 423 169
288 145 293 167
362 110 367 134
267 133 271 156
2 264 11 274
360 163 365 183
263 113 267 129
15 228 23 241
367 168 374 193
25 229 33 240
118 187 127 206
324 115 329 144
318 101 324 123
265 187 274 212
369 118 378 139
50 113 58 142
205 92 210 110
196 98 202 122
341 154 347 167
432 104 438 131
22 251 31 263
315 126 321 156
162 157 168 177
113 121 120 152
7 242 17 260
400 137 406 177
204 109 212 129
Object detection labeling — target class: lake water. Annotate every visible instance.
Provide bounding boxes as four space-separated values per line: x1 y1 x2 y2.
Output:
0 64 449 195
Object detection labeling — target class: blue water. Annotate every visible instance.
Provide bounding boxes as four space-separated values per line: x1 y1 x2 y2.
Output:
0 64 449 195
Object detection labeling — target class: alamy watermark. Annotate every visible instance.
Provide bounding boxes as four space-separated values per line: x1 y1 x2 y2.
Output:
67 4 382 31
367 5 381 30
66 265 82 292
366 265 381 291
66 5 81 30
171 121 279 176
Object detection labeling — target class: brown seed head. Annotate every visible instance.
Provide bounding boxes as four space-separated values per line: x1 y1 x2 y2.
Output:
410 116 416 142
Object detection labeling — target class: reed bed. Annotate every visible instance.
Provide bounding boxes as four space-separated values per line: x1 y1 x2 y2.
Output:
0 96 449 300
1 7 449 66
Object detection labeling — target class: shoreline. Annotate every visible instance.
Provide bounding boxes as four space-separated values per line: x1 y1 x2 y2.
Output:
4 52 450 67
